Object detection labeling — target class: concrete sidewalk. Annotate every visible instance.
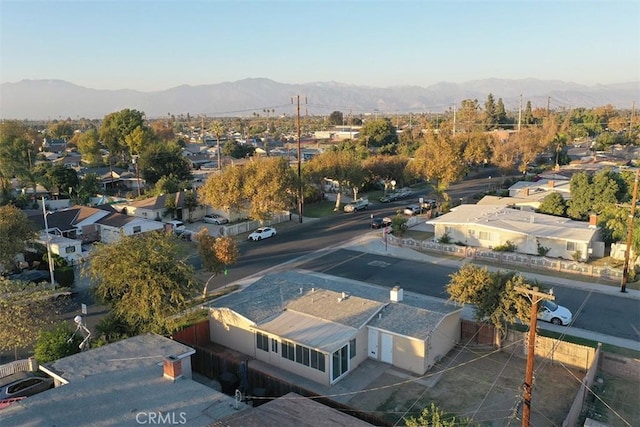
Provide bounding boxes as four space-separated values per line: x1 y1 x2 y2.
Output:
344 232 640 352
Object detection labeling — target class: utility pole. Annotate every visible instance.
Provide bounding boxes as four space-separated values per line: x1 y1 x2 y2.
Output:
516 286 555 427
518 94 523 132
621 169 639 292
292 95 306 223
546 97 551 117
452 104 457 136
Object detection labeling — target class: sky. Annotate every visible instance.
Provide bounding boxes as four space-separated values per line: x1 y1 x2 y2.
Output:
1 0 639 92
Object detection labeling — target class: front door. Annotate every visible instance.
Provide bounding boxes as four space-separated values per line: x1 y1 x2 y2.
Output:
381 333 393 364
368 328 379 359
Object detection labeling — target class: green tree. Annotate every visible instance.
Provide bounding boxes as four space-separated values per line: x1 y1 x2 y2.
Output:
537 192 567 217
34 321 82 363
566 171 594 220
139 141 192 185
0 204 37 271
222 140 255 159
124 125 156 158
0 121 40 200
327 111 344 126
495 98 508 128
0 278 57 359
47 121 75 141
86 231 198 335
358 118 398 148
43 164 79 196
73 129 103 166
184 190 198 222
446 265 534 334
405 402 475 427
99 109 146 162
196 228 239 298
77 173 101 204
483 93 498 130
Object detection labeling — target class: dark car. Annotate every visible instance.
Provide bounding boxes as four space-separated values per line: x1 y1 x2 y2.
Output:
0 371 54 400
379 194 397 203
371 217 392 229
8 270 51 284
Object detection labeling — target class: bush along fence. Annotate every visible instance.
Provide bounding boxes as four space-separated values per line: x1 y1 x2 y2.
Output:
387 235 623 281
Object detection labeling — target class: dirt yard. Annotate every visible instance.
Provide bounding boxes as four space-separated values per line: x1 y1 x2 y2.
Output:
348 344 586 426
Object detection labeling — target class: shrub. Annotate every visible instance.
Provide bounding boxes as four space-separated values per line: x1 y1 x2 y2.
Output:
34 322 82 363
493 240 517 252
438 233 451 244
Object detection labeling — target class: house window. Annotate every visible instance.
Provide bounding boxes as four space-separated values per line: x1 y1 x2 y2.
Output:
332 345 349 381
469 229 476 236
310 349 325 372
256 332 269 352
65 246 76 254
271 338 278 353
479 231 493 241
133 225 142 234
349 339 356 359
281 341 295 361
444 226 453 234
566 241 576 252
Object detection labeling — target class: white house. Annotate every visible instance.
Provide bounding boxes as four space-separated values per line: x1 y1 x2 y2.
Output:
427 204 604 261
96 213 165 243
37 233 83 264
208 271 462 387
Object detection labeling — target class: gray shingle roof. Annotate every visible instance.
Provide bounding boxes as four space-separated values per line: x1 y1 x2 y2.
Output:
210 271 461 344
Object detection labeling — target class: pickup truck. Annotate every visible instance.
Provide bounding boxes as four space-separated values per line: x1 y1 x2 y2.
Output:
344 198 369 213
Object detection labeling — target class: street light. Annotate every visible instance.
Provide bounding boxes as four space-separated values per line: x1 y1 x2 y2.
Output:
41 196 55 287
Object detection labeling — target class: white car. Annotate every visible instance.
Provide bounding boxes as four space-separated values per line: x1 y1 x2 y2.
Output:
248 226 276 241
403 205 421 216
537 300 572 326
202 214 228 225
344 198 369 213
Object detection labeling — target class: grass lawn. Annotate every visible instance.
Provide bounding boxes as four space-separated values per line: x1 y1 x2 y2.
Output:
303 201 346 218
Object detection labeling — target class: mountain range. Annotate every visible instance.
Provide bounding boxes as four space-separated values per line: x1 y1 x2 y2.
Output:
1 78 638 120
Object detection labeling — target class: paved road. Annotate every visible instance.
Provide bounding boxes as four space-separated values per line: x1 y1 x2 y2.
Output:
60 173 640 348
297 248 640 341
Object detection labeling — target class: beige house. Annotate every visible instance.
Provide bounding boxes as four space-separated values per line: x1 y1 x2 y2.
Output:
427 205 604 261
208 271 462 386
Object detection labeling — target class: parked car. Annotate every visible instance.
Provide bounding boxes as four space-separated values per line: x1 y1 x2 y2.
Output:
403 205 421 216
371 217 392 229
537 300 573 326
379 194 397 203
420 199 437 210
248 227 277 241
8 270 51 284
344 198 369 213
0 371 54 400
166 220 186 235
202 214 228 225
396 188 413 199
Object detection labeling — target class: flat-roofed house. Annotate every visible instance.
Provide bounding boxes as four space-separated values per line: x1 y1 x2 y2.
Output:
208 271 462 386
427 204 604 261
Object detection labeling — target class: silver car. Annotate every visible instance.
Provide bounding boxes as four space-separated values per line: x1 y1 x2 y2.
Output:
202 214 228 225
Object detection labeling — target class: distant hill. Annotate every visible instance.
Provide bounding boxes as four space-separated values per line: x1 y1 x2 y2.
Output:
1 78 638 120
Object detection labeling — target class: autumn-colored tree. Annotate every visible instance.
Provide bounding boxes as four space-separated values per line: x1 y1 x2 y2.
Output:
0 204 36 270
512 127 548 174
409 133 466 201
87 231 198 335
363 155 410 193
304 149 366 209
200 157 297 221
196 228 239 298
489 137 519 175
